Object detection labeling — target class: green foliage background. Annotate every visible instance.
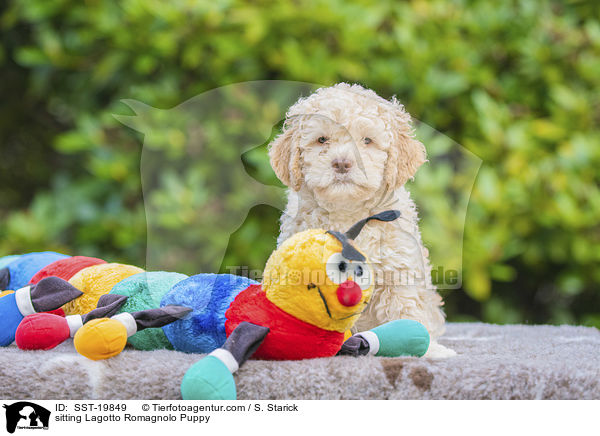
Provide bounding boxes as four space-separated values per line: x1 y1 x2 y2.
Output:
0 0 598 326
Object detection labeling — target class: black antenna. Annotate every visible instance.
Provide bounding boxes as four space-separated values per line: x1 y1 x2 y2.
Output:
326 230 364 261
345 210 401 240
326 210 401 261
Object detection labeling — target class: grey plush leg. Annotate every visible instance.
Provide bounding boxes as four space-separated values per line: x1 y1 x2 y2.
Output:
0 268 9 290
222 322 270 366
130 305 192 331
30 277 83 312
337 334 371 356
82 294 129 324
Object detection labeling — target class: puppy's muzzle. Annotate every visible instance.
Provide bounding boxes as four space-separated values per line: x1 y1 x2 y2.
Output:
332 158 353 174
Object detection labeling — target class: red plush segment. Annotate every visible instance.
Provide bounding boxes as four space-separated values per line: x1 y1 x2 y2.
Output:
29 256 106 285
45 308 65 317
225 285 345 360
15 313 70 350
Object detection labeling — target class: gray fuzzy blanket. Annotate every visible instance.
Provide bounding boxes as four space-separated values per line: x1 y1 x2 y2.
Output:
1 323 598 400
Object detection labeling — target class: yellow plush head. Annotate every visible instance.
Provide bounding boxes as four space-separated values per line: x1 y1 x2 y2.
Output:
263 210 401 332
263 230 374 333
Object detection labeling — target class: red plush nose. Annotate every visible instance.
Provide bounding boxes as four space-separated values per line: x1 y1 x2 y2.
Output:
336 280 362 307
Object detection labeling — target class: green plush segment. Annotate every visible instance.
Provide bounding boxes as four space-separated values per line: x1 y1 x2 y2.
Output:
371 319 430 357
181 356 237 400
110 271 188 350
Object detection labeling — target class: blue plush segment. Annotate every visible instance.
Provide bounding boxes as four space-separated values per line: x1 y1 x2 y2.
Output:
161 274 257 353
6 252 70 290
0 255 21 270
0 293 25 346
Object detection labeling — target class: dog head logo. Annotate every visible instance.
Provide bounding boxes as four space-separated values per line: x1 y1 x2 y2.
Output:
3 402 50 433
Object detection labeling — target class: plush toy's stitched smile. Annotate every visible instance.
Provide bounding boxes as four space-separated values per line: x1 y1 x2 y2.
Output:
307 283 332 319
336 301 369 321
316 286 332 319
307 282 368 321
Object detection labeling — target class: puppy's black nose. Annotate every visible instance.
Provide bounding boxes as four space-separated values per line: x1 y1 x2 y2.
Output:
332 158 353 173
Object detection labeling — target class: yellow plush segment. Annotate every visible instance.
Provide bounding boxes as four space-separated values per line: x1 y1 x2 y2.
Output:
63 263 144 315
0 290 15 298
263 229 373 333
344 330 353 341
74 318 128 360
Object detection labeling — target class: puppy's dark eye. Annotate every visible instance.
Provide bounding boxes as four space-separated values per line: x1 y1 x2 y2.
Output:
338 261 347 273
363 137 372 145
317 136 329 144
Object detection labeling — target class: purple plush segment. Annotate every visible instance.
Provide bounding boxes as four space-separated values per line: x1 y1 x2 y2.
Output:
6 252 70 290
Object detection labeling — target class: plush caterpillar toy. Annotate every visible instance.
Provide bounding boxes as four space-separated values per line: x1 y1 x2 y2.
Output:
0 210 431 401
0 255 189 352
178 210 431 400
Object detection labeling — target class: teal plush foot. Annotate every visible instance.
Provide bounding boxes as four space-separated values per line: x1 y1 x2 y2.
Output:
181 356 237 400
371 319 430 357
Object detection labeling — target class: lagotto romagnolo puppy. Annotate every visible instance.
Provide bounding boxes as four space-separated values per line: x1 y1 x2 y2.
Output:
268 83 455 358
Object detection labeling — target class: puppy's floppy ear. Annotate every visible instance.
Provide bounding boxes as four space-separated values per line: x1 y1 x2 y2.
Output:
268 119 303 191
384 103 427 189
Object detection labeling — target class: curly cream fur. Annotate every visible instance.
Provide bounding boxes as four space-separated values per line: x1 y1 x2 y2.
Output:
269 83 454 358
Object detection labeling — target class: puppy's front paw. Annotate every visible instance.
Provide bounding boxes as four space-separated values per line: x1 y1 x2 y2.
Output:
424 341 456 359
